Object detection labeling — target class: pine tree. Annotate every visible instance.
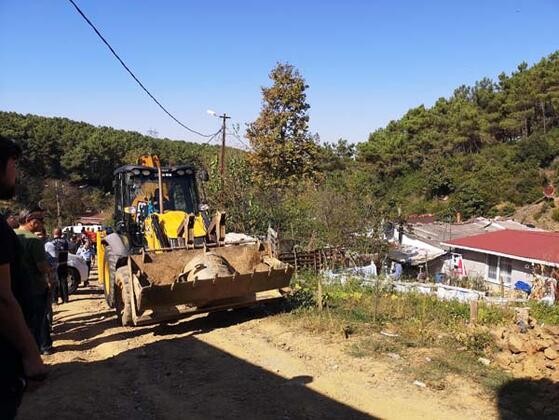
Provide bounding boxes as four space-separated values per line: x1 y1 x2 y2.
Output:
246 63 319 188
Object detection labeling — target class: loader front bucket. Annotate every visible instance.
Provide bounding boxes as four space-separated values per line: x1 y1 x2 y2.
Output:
126 243 293 325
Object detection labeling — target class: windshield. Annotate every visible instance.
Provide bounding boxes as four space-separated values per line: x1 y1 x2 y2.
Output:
125 172 198 214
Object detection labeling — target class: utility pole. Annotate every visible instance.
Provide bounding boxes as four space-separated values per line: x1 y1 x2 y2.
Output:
218 113 231 186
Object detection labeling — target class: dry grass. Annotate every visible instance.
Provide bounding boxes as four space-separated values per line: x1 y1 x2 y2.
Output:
280 276 517 392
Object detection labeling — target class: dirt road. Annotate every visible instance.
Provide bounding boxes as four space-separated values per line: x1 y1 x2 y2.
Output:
19 275 499 419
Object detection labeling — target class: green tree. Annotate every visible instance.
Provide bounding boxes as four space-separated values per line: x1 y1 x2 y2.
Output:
246 63 319 187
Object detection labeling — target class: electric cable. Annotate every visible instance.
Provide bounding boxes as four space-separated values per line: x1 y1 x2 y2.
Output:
67 0 219 138
226 129 251 149
203 128 223 145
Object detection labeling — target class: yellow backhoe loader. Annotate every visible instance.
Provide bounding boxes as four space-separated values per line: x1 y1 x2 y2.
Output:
97 155 293 326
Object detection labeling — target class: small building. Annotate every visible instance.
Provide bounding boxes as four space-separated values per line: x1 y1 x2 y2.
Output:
385 217 538 278
441 230 559 288
386 233 447 277
75 210 105 225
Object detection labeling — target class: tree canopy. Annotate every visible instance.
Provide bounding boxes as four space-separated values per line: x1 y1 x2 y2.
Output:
2 51 559 239
246 62 319 188
0 111 221 225
357 51 559 219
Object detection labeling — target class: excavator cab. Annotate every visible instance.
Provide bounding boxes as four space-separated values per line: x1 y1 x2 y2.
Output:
113 163 201 248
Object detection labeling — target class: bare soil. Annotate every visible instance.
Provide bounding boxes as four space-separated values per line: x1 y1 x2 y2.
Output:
19 277 505 419
513 198 559 230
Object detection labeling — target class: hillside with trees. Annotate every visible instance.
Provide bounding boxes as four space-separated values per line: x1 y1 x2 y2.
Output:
2 51 559 246
0 111 221 224
357 51 559 219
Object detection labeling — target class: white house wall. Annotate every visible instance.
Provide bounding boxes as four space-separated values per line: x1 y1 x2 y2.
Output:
461 250 487 279
457 250 534 287
510 259 532 285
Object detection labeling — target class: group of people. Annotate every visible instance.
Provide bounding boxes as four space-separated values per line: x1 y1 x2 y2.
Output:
0 137 96 418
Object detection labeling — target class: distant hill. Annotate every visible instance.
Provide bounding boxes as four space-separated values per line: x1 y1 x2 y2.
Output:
513 199 559 231
3 51 559 228
0 111 223 224
0 111 220 190
357 51 559 220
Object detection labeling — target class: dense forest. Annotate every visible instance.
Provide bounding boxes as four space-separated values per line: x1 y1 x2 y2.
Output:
357 51 559 218
0 111 223 224
1 51 559 247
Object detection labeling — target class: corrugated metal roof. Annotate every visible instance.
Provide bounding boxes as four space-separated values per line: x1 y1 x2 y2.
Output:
409 217 540 244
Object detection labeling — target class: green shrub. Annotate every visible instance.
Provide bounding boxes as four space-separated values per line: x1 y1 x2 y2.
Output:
528 302 559 325
479 304 513 325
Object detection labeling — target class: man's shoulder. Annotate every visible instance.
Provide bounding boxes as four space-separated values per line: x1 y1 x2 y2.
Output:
16 230 44 254
15 229 40 243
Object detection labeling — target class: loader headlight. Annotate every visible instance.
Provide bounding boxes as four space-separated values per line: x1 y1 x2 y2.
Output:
132 169 141 175
141 169 151 176
176 170 185 176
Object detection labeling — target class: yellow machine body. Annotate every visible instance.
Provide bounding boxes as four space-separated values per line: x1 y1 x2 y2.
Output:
97 155 293 326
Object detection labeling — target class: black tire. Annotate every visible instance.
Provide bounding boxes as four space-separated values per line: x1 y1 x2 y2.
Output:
114 267 133 326
66 267 80 295
103 247 116 308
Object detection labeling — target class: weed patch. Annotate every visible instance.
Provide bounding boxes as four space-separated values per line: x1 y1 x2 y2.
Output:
281 276 523 392
348 337 402 358
411 352 512 391
528 301 559 325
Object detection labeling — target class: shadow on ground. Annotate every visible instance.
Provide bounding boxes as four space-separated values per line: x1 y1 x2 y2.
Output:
20 332 375 419
72 287 104 296
53 302 287 353
497 378 559 419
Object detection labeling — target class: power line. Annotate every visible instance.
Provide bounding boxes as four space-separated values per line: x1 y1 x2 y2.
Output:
229 136 249 150
204 128 222 145
226 129 251 149
66 0 219 138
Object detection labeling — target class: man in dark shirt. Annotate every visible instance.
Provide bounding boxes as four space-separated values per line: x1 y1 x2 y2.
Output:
0 138 47 418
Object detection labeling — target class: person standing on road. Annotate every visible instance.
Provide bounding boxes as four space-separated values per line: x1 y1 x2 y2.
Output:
16 208 55 355
77 239 94 274
45 228 69 303
0 138 47 419
68 234 79 254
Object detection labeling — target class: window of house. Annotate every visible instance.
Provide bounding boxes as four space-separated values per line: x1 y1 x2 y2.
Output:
500 258 512 285
487 255 498 280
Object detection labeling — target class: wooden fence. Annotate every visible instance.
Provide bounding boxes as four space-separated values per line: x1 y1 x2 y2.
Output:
278 247 353 272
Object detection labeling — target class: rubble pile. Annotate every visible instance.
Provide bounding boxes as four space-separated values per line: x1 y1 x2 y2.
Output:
491 319 559 381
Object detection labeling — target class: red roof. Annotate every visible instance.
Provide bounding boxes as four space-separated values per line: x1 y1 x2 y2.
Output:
442 229 559 265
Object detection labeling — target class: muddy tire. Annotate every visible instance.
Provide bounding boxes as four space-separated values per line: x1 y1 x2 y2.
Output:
114 267 133 326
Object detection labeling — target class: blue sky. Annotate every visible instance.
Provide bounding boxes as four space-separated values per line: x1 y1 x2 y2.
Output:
1 1 558 146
